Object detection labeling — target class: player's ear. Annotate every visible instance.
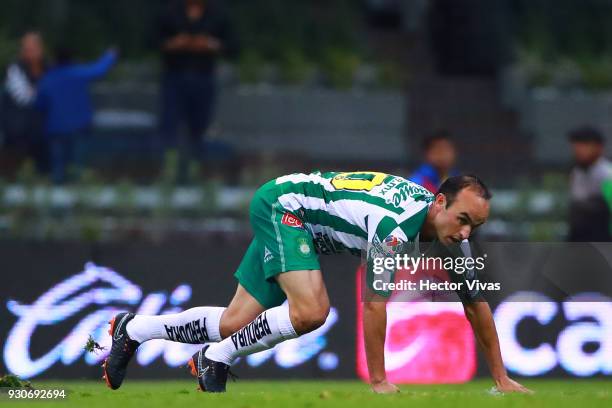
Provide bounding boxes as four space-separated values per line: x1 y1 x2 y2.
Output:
435 193 447 208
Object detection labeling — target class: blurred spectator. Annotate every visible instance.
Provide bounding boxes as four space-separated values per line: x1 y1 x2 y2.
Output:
568 127 612 241
35 47 117 184
409 131 458 192
158 0 237 182
1 31 47 170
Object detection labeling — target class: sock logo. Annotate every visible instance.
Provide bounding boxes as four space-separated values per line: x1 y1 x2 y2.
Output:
164 318 210 344
230 312 272 350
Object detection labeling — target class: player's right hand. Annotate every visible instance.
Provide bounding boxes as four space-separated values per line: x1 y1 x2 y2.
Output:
371 380 400 394
495 376 533 394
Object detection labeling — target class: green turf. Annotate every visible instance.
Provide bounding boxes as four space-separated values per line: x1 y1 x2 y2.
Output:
1 379 610 407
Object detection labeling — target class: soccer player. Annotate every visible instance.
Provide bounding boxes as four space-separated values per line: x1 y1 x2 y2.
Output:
102 171 531 394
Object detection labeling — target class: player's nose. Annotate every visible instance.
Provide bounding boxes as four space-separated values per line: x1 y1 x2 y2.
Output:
459 225 471 240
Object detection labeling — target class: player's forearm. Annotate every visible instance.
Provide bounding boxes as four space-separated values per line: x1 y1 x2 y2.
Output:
464 301 507 381
363 300 387 384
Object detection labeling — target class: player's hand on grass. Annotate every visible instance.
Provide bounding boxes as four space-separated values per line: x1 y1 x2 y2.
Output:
371 380 400 394
495 376 533 394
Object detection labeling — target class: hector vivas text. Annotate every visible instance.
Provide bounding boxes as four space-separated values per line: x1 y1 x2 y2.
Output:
371 253 501 293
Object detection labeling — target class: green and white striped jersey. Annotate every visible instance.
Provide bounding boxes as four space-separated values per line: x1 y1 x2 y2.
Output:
274 171 434 256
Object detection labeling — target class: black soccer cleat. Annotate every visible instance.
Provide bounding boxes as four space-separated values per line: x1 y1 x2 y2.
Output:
188 345 232 393
102 312 140 390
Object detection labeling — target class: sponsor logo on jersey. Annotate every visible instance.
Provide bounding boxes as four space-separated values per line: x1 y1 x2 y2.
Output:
263 246 274 263
281 213 304 228
379 177 401 195
164 318 210 344
231 312 272 350
384 182 432 208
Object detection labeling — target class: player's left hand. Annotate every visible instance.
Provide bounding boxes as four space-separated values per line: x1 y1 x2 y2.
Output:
495 376 533 394
371 380 400 394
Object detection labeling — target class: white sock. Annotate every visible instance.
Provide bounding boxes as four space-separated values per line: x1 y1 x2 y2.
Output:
205 303 297 365
126 306 225 344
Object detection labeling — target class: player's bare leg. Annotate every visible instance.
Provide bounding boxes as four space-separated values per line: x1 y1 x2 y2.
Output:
190 269 330 392
276 269 330 334
219 284 267 338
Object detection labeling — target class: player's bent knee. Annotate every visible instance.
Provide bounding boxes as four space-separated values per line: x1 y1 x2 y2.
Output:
289 301 330 334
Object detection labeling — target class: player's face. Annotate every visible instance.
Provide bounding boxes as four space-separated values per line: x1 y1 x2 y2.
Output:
433 187 489 245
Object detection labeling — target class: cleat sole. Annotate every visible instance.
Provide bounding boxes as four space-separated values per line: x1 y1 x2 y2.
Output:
102 360 114 389
103 315 119 390
188 355 204 391
188 358 197 377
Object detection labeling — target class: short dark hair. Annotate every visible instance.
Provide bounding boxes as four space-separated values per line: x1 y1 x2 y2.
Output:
436 175 492 208
422 130 453 152
568 126 605 144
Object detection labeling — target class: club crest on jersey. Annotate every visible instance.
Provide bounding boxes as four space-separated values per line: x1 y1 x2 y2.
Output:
382 234 402 255
296 237 313 257
384 235 400 247
281 213 304 229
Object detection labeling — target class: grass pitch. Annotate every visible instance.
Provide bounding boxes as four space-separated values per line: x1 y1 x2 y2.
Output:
1 379 610 408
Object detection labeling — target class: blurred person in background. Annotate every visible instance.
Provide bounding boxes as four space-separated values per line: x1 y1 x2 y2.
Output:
35 46 117 184
1 31 47 171
568 126 612 241
158 0 237 183
409 130 458 193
